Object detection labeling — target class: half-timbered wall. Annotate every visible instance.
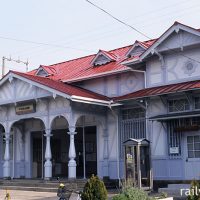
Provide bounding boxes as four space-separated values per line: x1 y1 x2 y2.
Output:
78 71 144 97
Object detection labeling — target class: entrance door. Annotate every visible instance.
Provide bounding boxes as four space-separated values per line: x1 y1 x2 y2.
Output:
185 133 200 179
85 126 97 177
32 132 45 178
51 129 69 178
76 126 97 178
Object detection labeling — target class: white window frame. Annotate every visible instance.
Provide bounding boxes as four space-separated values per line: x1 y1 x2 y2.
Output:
186 135 200 161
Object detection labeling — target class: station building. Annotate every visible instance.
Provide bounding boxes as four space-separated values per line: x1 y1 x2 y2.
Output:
1 22 200 185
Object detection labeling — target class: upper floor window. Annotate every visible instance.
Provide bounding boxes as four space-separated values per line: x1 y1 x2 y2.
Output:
187 135 200 158
168 99 189 112
122 107 145 120
194 97 200 110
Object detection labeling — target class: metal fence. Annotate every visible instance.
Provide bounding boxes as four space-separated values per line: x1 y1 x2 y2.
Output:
119 118 146 158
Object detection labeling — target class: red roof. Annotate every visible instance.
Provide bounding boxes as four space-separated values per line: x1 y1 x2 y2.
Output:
12 71 110 101
115 80 200 101
28 40 155 83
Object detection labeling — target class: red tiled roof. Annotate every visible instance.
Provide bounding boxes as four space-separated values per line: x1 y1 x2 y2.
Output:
12 71 110 101
27 40 154 83
115 80 200 101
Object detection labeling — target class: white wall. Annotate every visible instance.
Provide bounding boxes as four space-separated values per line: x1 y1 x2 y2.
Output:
79 71 145 97
146 45 200 87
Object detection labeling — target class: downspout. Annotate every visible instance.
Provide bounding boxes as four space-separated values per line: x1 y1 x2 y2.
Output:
109 105 121 188
129 69 147 88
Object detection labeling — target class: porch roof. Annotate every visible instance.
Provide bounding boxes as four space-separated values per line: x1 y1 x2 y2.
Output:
149 110 200 121
8 71 111 103
114 79 200 101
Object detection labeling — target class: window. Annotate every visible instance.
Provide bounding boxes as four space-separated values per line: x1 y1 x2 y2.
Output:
187 136 200 158
168 99 189 112
122 107 145 120
194 97 200 109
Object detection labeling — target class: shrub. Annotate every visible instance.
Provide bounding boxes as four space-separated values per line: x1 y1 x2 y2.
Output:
112 187 155 200
81 175 107 200
187 180 200 200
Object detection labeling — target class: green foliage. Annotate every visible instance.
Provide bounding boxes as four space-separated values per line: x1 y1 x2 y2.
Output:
112 187 155 200
81 175 107 200
187 180 200 200
160 192 168 199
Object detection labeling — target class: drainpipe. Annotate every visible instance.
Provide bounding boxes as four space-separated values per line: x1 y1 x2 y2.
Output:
109 107 121 188
129 69 147 88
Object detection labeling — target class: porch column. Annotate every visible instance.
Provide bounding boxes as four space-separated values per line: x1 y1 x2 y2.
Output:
3 132 11 178
103 128 109 177
68 126 77 179
44 129 52 180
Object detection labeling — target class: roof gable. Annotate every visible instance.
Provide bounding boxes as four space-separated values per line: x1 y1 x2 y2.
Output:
140 22 200 60
0 71 111 106
35 66 49 77
91 50 117 66
126 41 147 57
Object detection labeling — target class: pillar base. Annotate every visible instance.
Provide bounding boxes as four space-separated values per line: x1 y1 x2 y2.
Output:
68 159 76 179
44 160 52 179
3 161 10 178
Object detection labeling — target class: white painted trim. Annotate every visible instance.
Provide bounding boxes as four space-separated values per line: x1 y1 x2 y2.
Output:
64 69 131 83
35 67 49 77
140 23 200 60
0 72 71 100
90 50 113 66
125 42 146 57
123 23 200 65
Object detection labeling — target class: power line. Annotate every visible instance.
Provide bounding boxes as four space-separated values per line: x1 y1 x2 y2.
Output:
9 0 199 58
0 35 95 53
85 0 151 39
84 0 200 64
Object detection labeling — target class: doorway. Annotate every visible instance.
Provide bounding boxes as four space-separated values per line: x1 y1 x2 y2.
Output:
76 126 97 178
51 129 69 178
32 131 45 178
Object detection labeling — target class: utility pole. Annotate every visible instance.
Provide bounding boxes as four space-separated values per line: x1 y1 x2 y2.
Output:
2 56 29 77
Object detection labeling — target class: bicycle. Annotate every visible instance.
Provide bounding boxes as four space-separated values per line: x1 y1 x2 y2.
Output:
4 189 11 200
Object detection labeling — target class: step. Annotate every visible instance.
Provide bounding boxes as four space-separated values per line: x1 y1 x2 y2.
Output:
0 179 87 193
0 186 58 193
158 188 188 198
168 184 190 189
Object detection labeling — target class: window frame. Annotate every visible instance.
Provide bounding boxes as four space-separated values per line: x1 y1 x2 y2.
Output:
187 135 200 159
168 98 190 113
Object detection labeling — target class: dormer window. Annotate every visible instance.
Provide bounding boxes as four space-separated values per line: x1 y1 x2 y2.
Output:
36 67 49 77
91 50 117 66
126 41 147 58
35 65 56 77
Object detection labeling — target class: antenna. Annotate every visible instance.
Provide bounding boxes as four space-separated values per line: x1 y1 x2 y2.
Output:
2 56 29 77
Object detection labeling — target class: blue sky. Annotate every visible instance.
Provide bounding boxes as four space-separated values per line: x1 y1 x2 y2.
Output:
0 0 200 73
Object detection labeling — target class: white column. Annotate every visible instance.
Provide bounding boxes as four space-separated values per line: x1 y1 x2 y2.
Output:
44 129 52 180
68 126 77 179
103 128 109 177
3 132 11 178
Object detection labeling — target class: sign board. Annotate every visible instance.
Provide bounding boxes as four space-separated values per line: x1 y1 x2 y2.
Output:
16 103 36 115
169 147 179 154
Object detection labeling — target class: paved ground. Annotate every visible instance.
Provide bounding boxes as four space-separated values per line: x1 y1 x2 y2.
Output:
0 189 117 200
0 190 57 200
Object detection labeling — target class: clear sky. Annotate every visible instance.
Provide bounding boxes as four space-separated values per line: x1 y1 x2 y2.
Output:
0 0 200 73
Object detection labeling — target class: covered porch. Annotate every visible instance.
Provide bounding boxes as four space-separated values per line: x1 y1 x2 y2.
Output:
0 71 110 180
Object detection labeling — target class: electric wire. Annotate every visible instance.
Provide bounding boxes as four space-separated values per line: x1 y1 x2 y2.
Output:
84 0 200 64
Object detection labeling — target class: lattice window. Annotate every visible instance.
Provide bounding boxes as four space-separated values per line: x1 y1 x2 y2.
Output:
168 99 189 112
119 115 146 158
122 108 145 120
187 136 200 158
168 120 182 159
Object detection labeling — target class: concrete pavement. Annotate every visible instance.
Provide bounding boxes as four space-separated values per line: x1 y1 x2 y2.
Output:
0 190 57 200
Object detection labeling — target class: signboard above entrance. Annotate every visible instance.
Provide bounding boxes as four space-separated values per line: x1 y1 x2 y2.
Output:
15 103 36 115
